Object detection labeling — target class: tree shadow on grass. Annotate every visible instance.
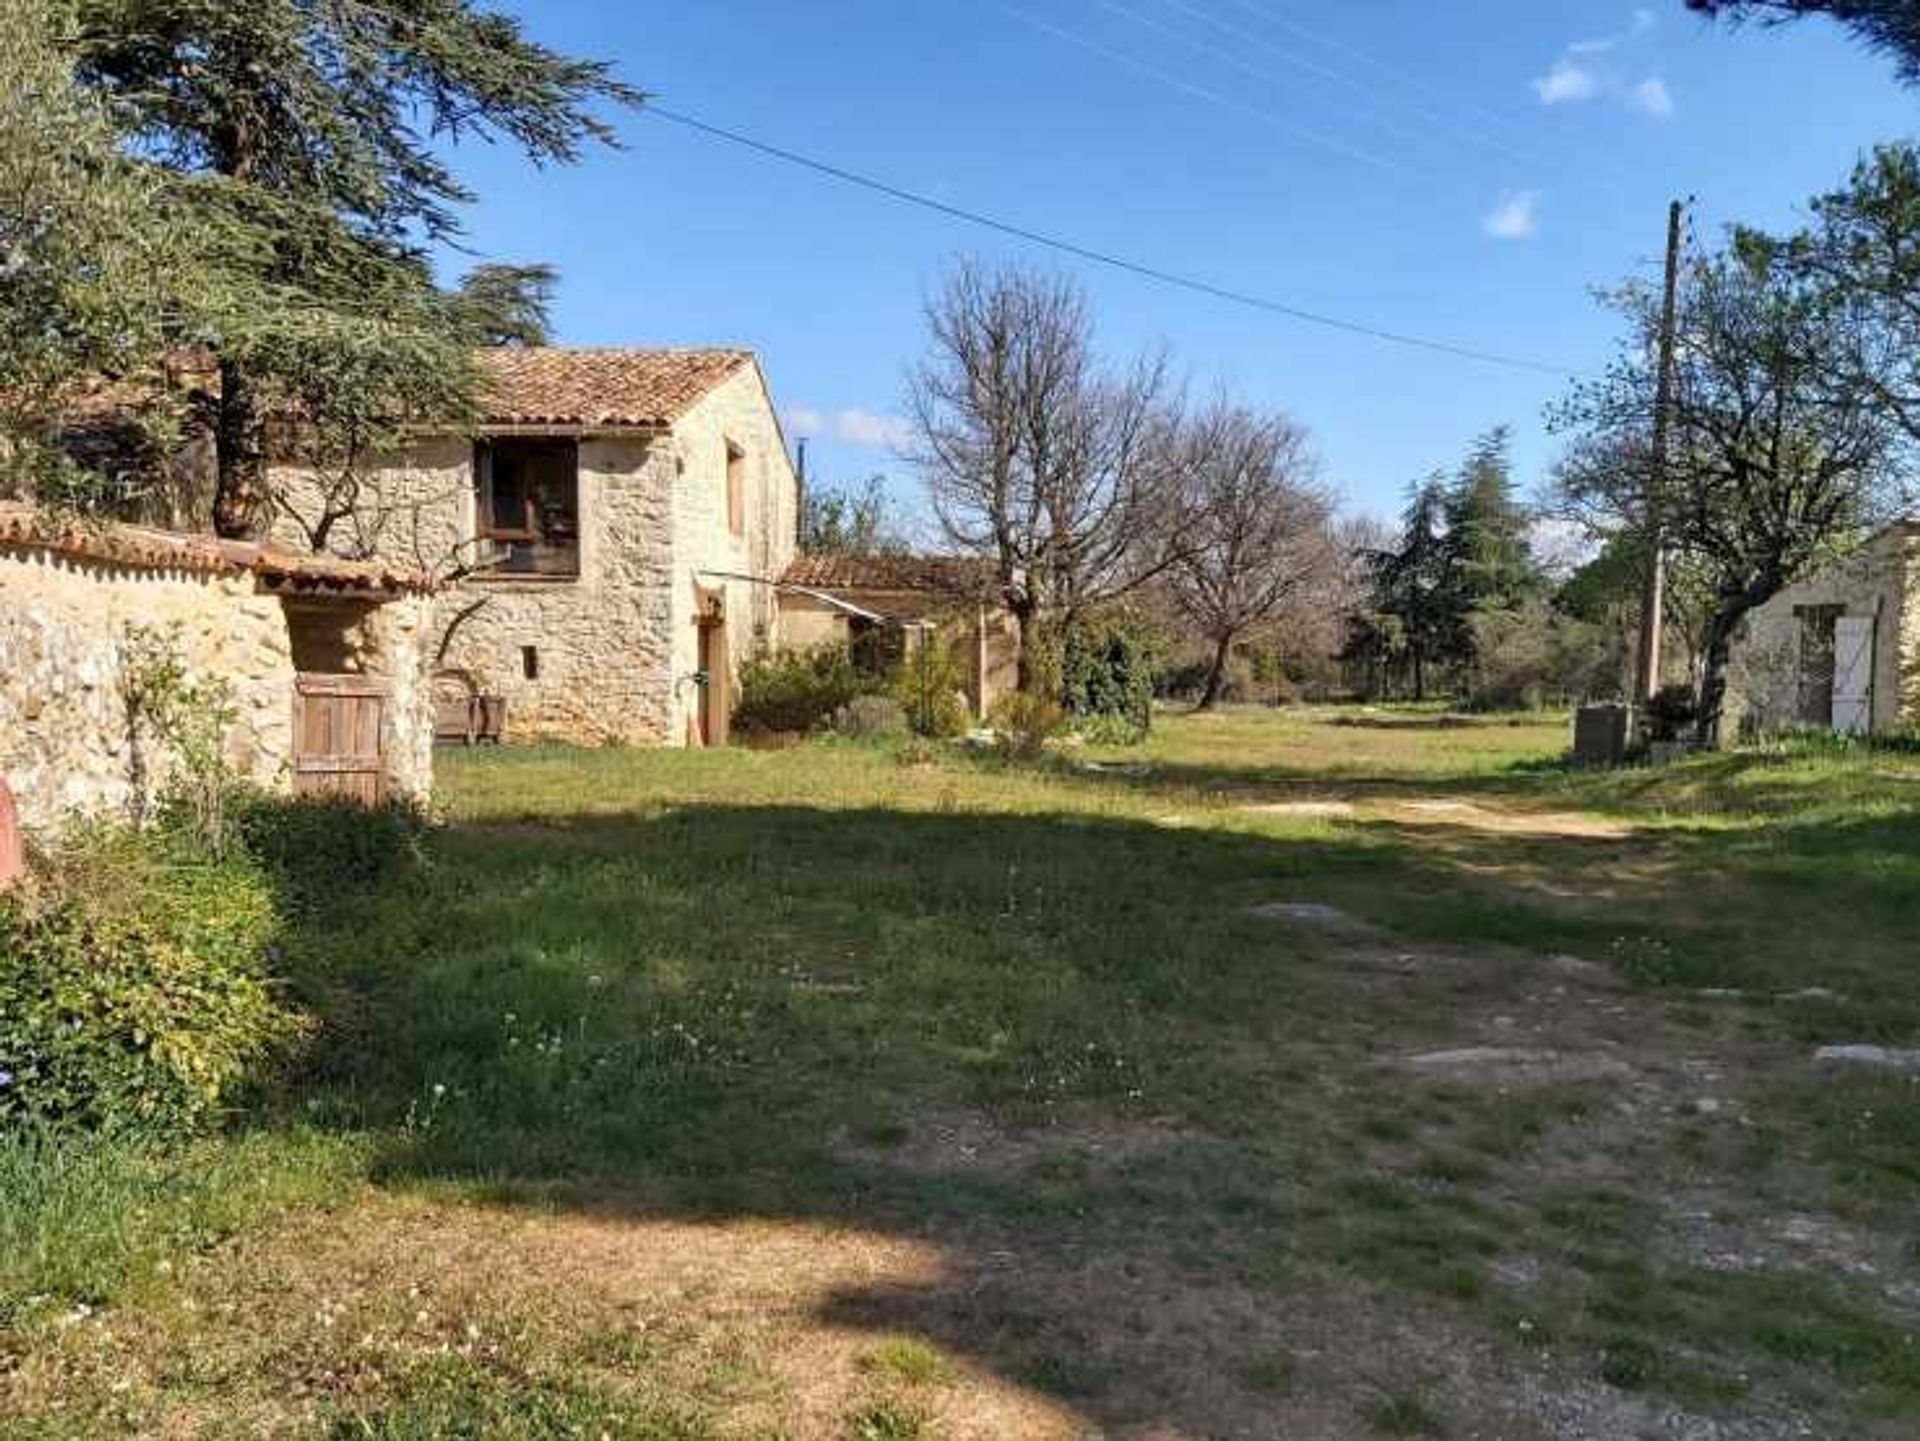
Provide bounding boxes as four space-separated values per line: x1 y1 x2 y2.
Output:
270 797 1920 1437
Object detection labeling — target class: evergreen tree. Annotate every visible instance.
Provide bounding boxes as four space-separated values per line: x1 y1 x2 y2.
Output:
1444 426 1540 614
1688 2 1920 85
1371 474 1460 700
71 0 641 536
0 0 183 502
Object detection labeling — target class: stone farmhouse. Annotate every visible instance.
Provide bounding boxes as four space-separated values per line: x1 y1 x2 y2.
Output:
1728 522 1920 736
270 348 800 747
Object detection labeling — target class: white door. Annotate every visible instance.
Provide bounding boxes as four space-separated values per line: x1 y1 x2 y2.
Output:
1833 615 1875 736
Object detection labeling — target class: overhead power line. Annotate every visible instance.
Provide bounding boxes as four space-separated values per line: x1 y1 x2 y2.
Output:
644 105 1585 379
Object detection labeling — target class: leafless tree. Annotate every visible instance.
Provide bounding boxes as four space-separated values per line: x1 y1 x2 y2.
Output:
908 260 1189 690
1165 402 1340 709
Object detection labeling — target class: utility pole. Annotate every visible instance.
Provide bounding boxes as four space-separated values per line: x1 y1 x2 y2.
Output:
1635 198 1686 703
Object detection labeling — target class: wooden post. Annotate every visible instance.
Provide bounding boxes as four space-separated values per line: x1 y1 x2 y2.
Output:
0 776 23 891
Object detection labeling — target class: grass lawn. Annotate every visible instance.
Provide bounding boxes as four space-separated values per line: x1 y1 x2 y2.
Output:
6 704 1920 1438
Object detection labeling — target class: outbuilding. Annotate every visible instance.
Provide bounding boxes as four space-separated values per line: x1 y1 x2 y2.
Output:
1727 522 1920 737
0 503 437 834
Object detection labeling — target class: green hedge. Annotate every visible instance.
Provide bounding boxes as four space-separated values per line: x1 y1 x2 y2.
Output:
733 645 873 736
0 824 305 1133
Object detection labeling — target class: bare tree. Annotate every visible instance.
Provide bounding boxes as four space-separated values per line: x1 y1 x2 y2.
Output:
1166 402 1339 709
909 261 1187 690
1552 238 1903 742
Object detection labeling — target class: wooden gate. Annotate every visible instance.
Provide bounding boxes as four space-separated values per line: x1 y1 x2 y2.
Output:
293 674 389 803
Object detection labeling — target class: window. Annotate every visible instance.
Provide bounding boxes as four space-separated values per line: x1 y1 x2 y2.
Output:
521 645 540 681
725 440 747 536
474 438 581 577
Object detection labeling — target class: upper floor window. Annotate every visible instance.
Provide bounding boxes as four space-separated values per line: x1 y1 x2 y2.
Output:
475 438 580 578
726 440 747 536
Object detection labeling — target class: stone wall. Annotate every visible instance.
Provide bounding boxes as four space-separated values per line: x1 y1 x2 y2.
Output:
669 364 800 744
0 546 296 833
273 436 681 745
1728 527 1917 735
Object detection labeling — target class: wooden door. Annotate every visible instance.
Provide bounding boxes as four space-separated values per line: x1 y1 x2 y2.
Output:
697 617 730 748
1833 616 1875 736
293 674 389 803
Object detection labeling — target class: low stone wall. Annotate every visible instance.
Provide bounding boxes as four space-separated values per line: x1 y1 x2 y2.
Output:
1 539 436 834
0 547 297 833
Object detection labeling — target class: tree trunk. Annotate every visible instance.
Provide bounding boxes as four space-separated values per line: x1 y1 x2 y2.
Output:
1195 632 1234 711
1694 607 1742 747
213 357 268 539
1013 604 1041 695
1411 643 1426 703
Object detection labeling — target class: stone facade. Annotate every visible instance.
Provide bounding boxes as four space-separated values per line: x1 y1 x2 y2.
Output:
268 355 799 746
0 522 435 836
1727 525 1920 736
0 547 295 831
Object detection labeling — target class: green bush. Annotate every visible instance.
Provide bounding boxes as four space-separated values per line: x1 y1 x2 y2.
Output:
235 793 426 916
733 645 870 736
1643 682 1698 743
0 824 304 1133
1061 618 1157 743
890 640 969 739
830 694 910 742
988 690 1066 757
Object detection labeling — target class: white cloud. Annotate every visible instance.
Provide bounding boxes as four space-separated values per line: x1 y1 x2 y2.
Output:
830 408 914 450
1534 58 1601 105
1484 190 1542 241
1627 77 1674 118
1535 10 1673 116
790 406 914 451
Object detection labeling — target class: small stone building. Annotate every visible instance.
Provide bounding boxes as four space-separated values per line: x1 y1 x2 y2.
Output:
777 554 1019 719
269 347 799 747
0 504 435 834
1727 522 1920 736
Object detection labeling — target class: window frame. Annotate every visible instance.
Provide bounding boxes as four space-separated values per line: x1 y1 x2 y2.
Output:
472 437 583 580
725 439 747 537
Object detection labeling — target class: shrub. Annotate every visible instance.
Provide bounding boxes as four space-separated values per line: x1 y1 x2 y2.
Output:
988 690 1066 757
1061 618 1156 742
890 640 969 739
121 622 244 846
733 645 868 736
831 694 910 742
235 793 426 917
1156 654 1255 705
1643 682 1698 743
0 823 304 1133
1462 601 1617 713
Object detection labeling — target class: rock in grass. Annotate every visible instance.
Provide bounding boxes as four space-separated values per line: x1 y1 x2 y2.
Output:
1814 1045 1920 1073
1247 901 1359 925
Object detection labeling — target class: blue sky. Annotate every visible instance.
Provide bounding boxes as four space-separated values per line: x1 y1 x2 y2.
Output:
439 1 1917 532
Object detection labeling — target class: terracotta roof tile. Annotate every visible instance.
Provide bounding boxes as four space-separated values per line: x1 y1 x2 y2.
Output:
477 347 752 428
0 503 437 597
781 553 996 596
